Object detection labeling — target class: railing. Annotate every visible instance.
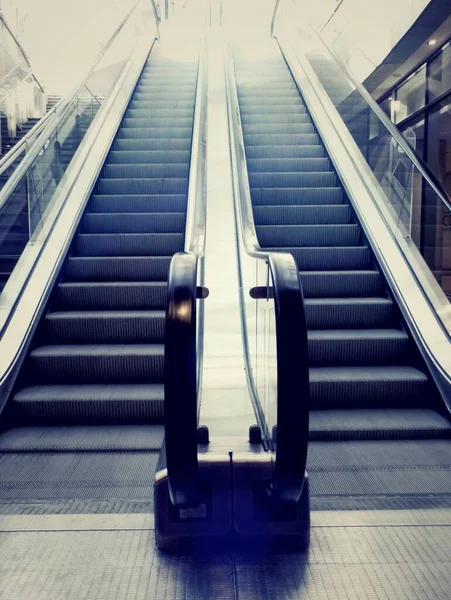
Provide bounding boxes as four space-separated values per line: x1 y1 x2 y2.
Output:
0 0 160 331
164 35 208 508
224 42 309 504
272 0 451 338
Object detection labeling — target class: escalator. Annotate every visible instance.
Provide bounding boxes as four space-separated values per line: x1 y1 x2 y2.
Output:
0 45 200 506
232 43 451 504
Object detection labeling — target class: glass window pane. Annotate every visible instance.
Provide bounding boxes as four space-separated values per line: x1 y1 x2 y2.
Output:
424 95 451 299
428 44 451 102
379 96 393 121
394 66 426 123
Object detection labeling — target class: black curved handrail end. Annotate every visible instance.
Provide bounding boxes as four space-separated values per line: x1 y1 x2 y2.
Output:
164 251 201 508
268 252 309 504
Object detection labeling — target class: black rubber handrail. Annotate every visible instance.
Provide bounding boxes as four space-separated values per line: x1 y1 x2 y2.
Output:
164 35 208 508
164 252 201 507
225 42 309 504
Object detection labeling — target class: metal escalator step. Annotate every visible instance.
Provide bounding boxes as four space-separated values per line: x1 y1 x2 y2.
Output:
300 270 383 297
308 329 410 366
309 366 430 409
252 187 343 205
132 92 195 102
239 97 304 108
247 158 331 173
106 150 191 164
257 224 360 246
13 384 164 424
44 311 165 343
97 178 188 195
83 212 185 233
30 344 164 383
125 107 194 119
238 89 300 99
90 194 187 213
56 282 167 310
268 246 371 270
121 114 193 126
246 145 324 159
253 204 350 225
134 83 196 92
241 112 310 125
75 233 184 257
103 163 190 178
309 409 451 441
250 172 337 188
0 424 164 450
128 100 194 110
240 105 307 116
243 123 314 135
112 138 191 151
245 133 320 146
116 127 192 139
65 256 171 282
305 298 395 329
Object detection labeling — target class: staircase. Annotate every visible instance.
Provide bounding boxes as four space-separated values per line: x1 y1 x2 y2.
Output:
6 48 198 440
233 44 451 501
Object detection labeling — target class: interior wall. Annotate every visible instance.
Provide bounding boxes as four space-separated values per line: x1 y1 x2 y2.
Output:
298 0 431 81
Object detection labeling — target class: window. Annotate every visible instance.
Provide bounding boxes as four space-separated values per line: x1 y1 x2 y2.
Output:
394 66 426 123
428 44 451 102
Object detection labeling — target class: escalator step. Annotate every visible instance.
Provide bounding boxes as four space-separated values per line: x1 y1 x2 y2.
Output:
13 384 164 424
121 117 193 129
55 282 167 310
252 187 343 205
241 112 311 125
30 344 164 383
44 311 165 343
305 298 395 329
90 194 187 213
300 270 383 297
249 172 337 188
75 233 184 257
243 123 315 135
309 366 430 409
308 329 410 366
102 163 189 179
309 409 451 441
268 246 371 270
112 138 191 152
245 133 320 146
253 204 350 225
246 144 324 159
0 425 164 451
106 150 191 164
125 108 194 119
257 224 360 247
83 212 186 234
65 256 171 282
128 100 194 110
247 158 332 173
116 127 192 139
97 178 188 195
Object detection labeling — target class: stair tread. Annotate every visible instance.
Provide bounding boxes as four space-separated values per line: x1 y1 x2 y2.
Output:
310 365 428 381
14 383 164 402
309 409 451 431
31 344 164 356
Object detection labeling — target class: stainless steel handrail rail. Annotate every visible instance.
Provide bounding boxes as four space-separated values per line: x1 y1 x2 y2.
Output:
184 35 207 257
271 0 451 214
0 0 155 213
